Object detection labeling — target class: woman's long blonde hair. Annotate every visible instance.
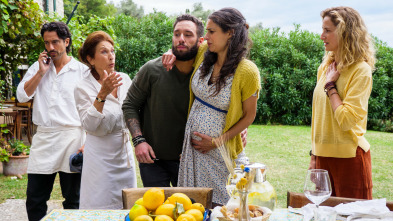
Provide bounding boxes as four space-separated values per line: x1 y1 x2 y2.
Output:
321 6 375 71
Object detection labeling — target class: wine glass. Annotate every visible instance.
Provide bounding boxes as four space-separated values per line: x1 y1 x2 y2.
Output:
303 169 332 208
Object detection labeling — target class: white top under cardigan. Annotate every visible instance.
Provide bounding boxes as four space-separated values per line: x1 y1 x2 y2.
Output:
74 72 137 209
16 57 88 174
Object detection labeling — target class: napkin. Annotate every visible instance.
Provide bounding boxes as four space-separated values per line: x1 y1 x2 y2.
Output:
295 199 393 221
334 199 393 221
289 204 335 221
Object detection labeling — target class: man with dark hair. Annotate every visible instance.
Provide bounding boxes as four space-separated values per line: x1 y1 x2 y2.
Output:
17 21 87 221
122 14 205 187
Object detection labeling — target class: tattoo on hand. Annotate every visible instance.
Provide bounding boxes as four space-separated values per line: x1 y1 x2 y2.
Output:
127 118 142 136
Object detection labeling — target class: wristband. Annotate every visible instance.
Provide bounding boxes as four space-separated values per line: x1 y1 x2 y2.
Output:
96 97 106 103
132 135 146 147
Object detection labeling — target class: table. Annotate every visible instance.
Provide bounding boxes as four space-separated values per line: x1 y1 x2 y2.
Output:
42 209 130 221
0 105 29 140
41 208 304 221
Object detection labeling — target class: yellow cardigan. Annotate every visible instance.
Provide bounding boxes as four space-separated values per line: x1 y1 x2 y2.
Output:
311 61 372 158
189 42 261 159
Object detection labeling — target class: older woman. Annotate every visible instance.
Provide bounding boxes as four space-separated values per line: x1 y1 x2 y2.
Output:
74 31 136 209
309 7 375 199
178 8 261 206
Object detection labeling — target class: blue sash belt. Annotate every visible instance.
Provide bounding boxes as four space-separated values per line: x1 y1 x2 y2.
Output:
194 96 228 114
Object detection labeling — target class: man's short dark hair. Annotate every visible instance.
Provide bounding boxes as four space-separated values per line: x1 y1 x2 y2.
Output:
173 14 204 38
41 21 72 53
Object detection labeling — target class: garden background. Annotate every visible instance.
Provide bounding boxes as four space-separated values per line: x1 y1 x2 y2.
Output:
0 0 392 209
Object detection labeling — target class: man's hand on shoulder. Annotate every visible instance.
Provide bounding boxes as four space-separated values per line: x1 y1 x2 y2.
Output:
134 142 156 164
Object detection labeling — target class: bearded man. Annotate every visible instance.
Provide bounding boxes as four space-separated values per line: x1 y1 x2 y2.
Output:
122 14 204 187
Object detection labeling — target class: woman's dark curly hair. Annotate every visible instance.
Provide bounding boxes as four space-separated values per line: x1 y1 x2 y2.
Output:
200 7 251 96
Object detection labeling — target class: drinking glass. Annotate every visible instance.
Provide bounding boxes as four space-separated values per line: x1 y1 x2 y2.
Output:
303 169 332 208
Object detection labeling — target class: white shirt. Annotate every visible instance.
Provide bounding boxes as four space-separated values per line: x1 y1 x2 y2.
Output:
17 57 89 127
74 72 131 136
17 57 88 174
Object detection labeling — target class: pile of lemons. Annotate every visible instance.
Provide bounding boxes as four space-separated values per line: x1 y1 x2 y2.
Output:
129 188 205 221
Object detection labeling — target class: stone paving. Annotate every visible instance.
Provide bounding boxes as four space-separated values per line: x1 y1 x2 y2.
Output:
0 199 63 221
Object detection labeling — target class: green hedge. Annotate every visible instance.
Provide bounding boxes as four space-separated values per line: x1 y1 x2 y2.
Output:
112 13 174 79
22 12 393 132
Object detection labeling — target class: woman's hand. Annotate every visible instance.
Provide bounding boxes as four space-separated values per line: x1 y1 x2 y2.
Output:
99 70 122 97
162 49 176 71
326 61 340 83
191 132 216 154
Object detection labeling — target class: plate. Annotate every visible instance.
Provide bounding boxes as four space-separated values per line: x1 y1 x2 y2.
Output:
125 213 131 221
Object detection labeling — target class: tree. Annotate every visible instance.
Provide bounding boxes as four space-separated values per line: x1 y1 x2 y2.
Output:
0 0 44 96
64 0 116 22
189 2 214 22
116 0 144 18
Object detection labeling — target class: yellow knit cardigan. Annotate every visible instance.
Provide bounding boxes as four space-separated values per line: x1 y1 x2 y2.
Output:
189 42 261 159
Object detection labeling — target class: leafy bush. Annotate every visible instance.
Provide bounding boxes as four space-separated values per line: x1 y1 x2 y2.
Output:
4 10 392 132
112 13 174 78
250 25 324 125
26 15 117 66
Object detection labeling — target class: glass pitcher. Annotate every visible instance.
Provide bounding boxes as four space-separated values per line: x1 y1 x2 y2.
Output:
247 163 277 210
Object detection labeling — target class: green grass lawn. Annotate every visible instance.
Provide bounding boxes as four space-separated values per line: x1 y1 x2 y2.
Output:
1 125 392 208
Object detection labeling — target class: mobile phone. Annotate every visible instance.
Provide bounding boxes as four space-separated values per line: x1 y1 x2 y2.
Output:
44 49 51 64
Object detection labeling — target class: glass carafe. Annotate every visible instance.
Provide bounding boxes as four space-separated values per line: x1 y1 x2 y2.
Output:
246 163 277 210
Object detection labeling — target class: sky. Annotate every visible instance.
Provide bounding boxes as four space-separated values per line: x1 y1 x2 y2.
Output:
108 0 393 47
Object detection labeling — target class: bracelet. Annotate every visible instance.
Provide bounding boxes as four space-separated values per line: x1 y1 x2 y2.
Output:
309 150 313 156
325 86 336 96
328 92 339 97
211 138 215 147
132 135 146 147
324 81 335 89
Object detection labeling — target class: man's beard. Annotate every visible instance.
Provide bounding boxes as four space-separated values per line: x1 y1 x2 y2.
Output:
172 42 198 61
47 50 65 60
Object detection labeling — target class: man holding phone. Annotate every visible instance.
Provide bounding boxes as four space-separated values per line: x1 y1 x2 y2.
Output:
16 21 87 221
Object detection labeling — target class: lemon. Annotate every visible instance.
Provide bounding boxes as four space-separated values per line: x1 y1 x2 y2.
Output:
155 215 174 221
176 214 196 221
168 193 192 210
190 203 205 213
129 204 149 221
143 188 165 211
155 204 176 218
135 198 144 205
164 199 171 204
134 215 154 221
185 209 203 221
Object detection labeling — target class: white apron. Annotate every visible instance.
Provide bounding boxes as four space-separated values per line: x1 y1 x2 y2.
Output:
27 126 85 174
79 129 137 209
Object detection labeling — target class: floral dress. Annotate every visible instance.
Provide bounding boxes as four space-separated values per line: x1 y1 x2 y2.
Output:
178 66 249 205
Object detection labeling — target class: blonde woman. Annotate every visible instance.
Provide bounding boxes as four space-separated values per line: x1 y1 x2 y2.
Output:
309 6 375 199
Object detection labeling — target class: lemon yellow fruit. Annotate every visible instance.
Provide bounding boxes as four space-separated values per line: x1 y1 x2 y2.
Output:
129 204 149 221
167 193 192 210
155 215 174 221
185 209 203 221
176 214 196 221
190 203 205 213
155 204 176 218
134 215 153 221
135 198 144 205
143 188 165 211
164 199 171 204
